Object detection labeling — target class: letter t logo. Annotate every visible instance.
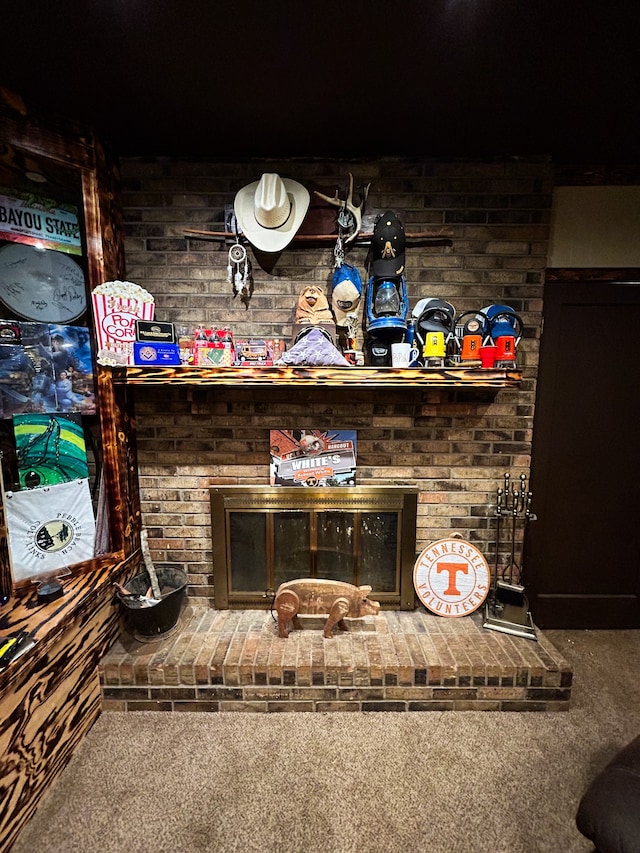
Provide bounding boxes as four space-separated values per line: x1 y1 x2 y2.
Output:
436 562 468 596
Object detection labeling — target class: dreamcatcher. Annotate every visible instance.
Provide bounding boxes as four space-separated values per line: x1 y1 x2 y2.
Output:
227 236 254 308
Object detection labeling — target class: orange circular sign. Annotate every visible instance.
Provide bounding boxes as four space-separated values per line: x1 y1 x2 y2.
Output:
413 538 490 617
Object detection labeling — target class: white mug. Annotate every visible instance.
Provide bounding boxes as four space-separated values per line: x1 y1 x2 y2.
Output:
391 342 420 367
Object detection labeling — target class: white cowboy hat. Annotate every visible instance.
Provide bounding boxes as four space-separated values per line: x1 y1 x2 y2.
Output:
233 173 310 252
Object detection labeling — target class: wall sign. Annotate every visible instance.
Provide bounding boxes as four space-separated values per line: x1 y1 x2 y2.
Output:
0 190 82 254
413 537 490 617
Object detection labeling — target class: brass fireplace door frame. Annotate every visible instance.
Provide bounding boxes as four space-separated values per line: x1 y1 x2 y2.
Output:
210 485 418 610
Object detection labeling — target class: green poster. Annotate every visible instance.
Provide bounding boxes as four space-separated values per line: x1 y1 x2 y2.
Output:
12 412 89 489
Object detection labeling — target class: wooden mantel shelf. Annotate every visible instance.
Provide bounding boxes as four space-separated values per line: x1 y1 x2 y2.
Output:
109 365 522 389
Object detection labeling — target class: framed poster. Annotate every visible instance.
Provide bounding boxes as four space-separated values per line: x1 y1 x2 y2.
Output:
0 189 82 254
269 429 357 486
13 412 89 488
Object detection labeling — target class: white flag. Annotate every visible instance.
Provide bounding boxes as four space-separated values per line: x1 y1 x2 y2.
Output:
4 478 96 583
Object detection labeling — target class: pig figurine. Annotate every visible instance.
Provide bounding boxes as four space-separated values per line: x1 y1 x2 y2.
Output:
274 578 380 639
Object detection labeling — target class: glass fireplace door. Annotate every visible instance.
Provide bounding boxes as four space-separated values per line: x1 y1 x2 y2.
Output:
212 485 418 610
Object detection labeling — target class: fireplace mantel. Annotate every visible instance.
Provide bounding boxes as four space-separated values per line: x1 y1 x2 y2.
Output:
110 365 522 389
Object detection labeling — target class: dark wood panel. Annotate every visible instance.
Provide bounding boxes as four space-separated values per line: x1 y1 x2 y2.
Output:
545 267 640 282
525 278 640 628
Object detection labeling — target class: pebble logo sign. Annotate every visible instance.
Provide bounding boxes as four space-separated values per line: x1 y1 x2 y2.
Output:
413 538 490 617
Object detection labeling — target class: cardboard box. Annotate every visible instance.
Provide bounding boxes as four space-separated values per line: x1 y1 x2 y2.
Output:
133 342 180 365
233 338 286 365
194 341 233 366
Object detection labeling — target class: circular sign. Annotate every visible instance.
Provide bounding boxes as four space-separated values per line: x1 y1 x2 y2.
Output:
0 243 86 322
413 537 490 617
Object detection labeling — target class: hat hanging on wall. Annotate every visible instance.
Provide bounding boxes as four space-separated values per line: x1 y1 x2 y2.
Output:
371 210 406 279
234 173 310 252
331 263 363 327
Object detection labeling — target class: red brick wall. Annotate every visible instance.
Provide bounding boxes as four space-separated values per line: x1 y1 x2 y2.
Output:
120 156 551 604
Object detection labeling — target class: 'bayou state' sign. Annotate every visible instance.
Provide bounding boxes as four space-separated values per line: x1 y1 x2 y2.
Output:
414 537 490 617
0 190 82 254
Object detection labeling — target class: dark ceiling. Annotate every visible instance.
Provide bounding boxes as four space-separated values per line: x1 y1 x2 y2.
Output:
2 1 638 164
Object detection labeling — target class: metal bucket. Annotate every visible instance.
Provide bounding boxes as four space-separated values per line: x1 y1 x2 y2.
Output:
117 564 188 638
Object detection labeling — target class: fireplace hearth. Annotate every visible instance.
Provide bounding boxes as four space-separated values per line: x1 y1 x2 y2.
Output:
94 485 576 714
100 604 574 713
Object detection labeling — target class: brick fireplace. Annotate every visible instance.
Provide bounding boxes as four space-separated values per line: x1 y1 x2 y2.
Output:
122 155 549 606
99 155 564 710
100 605 573 712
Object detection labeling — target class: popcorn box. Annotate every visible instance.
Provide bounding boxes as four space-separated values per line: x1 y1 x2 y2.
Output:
92 281 155 365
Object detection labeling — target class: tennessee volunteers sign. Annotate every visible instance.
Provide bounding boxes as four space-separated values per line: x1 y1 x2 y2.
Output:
414 537 490 617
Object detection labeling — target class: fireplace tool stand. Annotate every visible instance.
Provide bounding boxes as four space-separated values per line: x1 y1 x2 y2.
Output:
483 472 538 640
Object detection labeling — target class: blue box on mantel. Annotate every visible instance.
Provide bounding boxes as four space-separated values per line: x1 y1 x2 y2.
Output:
133 341 181 366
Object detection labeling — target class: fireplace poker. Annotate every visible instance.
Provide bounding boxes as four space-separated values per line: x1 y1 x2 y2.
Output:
500 474 522 584
493 486 504 600
520 490 535 580
509 484 518 585
484 472 537 640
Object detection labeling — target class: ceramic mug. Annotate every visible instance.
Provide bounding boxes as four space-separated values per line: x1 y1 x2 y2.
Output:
391 342 420 368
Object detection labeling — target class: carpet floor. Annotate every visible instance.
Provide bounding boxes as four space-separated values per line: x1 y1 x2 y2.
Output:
10 629 640 853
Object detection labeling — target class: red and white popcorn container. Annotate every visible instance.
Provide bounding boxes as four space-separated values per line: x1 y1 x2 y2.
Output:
92 281 155 365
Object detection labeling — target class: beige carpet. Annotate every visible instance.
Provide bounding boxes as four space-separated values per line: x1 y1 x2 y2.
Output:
11 629 640 853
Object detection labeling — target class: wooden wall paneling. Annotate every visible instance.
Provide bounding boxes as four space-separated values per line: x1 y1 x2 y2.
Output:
98 370 141 556
0 581 127 851
0 98 142 848
0 482 10 601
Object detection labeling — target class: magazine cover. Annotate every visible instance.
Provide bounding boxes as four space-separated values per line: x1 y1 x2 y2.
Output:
269 429 357 487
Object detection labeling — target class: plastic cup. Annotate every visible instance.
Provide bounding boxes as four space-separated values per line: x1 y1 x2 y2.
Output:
480 345 498 368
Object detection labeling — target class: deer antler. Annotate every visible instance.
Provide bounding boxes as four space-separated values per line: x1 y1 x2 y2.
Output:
314 173 370 243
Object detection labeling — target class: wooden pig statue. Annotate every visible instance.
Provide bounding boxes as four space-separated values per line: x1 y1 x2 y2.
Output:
274 578 380 639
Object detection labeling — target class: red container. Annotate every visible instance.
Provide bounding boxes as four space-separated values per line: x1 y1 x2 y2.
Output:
479 345 498 368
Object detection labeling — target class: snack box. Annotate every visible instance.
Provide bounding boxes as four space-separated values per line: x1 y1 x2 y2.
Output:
92 280 155 365
133 342 181 366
